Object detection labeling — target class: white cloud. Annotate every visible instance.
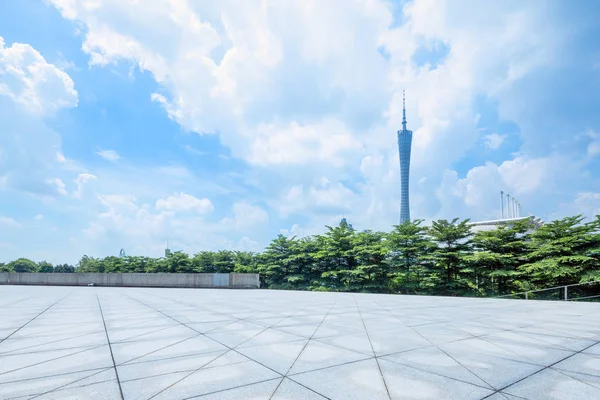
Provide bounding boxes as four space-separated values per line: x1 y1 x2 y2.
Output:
47 178 68 196
572 192 600 219
155 192 214 214
96 149 121 161
247 120 362 167
432 154 585 221
221 201 269 228
34 214 44 221
583 130 600 158
0 36 78 115
0 216 21 228
482 133 506 150
73 173 97 198
278 178 356 219
0 36 80 197
80 192 268 258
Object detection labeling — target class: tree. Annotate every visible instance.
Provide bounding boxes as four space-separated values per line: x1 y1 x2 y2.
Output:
426 219 473 296
259 234 298 288
233 251 259 274
387 219 433 294
315 221 357 290
287 237 319 290
350 230 389 292
165 251 192 273
0 263 12 272
520 215 600 289
76 255 104 273
191 251 216 273
466 219 532 296
213 250 236 273
54 264 75 273
7 258 37 273
37 260 54 273
581 215 600 282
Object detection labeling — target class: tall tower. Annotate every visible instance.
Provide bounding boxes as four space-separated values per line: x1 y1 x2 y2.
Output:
397 91 413 223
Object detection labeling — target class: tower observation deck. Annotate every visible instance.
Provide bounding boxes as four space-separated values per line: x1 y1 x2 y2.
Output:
397 91 413 223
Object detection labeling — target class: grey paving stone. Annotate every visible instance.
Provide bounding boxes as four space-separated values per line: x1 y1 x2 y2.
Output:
484 392 529 400
120 334 228 364
584 343 600 356
33 379 122 400
0 345 113 384
1 285 599 399
121 370 191 400
504 367 600 399
236 327 306 348
438 339 546 389
314 332 375 356
118 350 225 381
151 359 281 400
380 346 492 388
111 335 198 365
236 340 309 374
367 327 432 356
552 352 600 377
191 378 282 399
288 340 371 375
379 358 495 399
0 368 112 399
0 331 107 356
272 378 329 399
291 358 389 400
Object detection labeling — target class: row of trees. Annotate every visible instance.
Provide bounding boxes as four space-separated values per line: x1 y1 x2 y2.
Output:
2 215 599 297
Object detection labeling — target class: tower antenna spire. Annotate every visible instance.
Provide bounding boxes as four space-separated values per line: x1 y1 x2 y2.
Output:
402 90 407 131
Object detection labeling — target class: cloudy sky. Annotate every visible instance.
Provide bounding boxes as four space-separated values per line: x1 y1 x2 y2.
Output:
1 0 599 264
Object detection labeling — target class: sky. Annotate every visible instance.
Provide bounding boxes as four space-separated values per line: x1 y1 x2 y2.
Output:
1 0 599 265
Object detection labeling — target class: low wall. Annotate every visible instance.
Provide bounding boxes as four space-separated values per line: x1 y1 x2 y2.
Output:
0 273 260 289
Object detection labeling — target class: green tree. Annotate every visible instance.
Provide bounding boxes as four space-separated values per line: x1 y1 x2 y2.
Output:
54 264 75 273
37 260 54 273
286 237 319 290
581 215 600 282
426 219 473 296
121 256 153 273
466 219 532 296
213 250 236 273
7 258 37 273
259 234 298 288
77 255 104 273
233 251 259 273
165 251 192 273
191 251 216 273
315 221 357 290
350 230 389 292
145 257 170 273
0 263 12 272
387 219 433 294
101 256 126 273
520 215 600 288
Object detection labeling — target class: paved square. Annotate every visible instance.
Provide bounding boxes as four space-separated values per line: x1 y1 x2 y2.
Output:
1 286 599 399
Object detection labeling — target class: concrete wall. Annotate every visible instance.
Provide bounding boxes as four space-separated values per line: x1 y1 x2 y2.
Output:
0 273 260 289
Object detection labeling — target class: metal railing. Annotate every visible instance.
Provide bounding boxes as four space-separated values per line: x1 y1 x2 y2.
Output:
496 280 600 302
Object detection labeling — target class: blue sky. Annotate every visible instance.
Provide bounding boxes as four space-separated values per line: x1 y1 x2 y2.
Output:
1 0 599 265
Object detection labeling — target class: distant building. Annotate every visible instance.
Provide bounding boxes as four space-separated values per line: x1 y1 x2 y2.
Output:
340 218 354 231
468 215 544 233
119 248 126 257
397 91 413 223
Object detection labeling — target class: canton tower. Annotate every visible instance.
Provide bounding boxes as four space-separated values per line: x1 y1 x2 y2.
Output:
397 91 412 223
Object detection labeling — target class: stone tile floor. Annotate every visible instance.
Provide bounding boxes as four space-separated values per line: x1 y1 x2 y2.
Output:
1 286 599 400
